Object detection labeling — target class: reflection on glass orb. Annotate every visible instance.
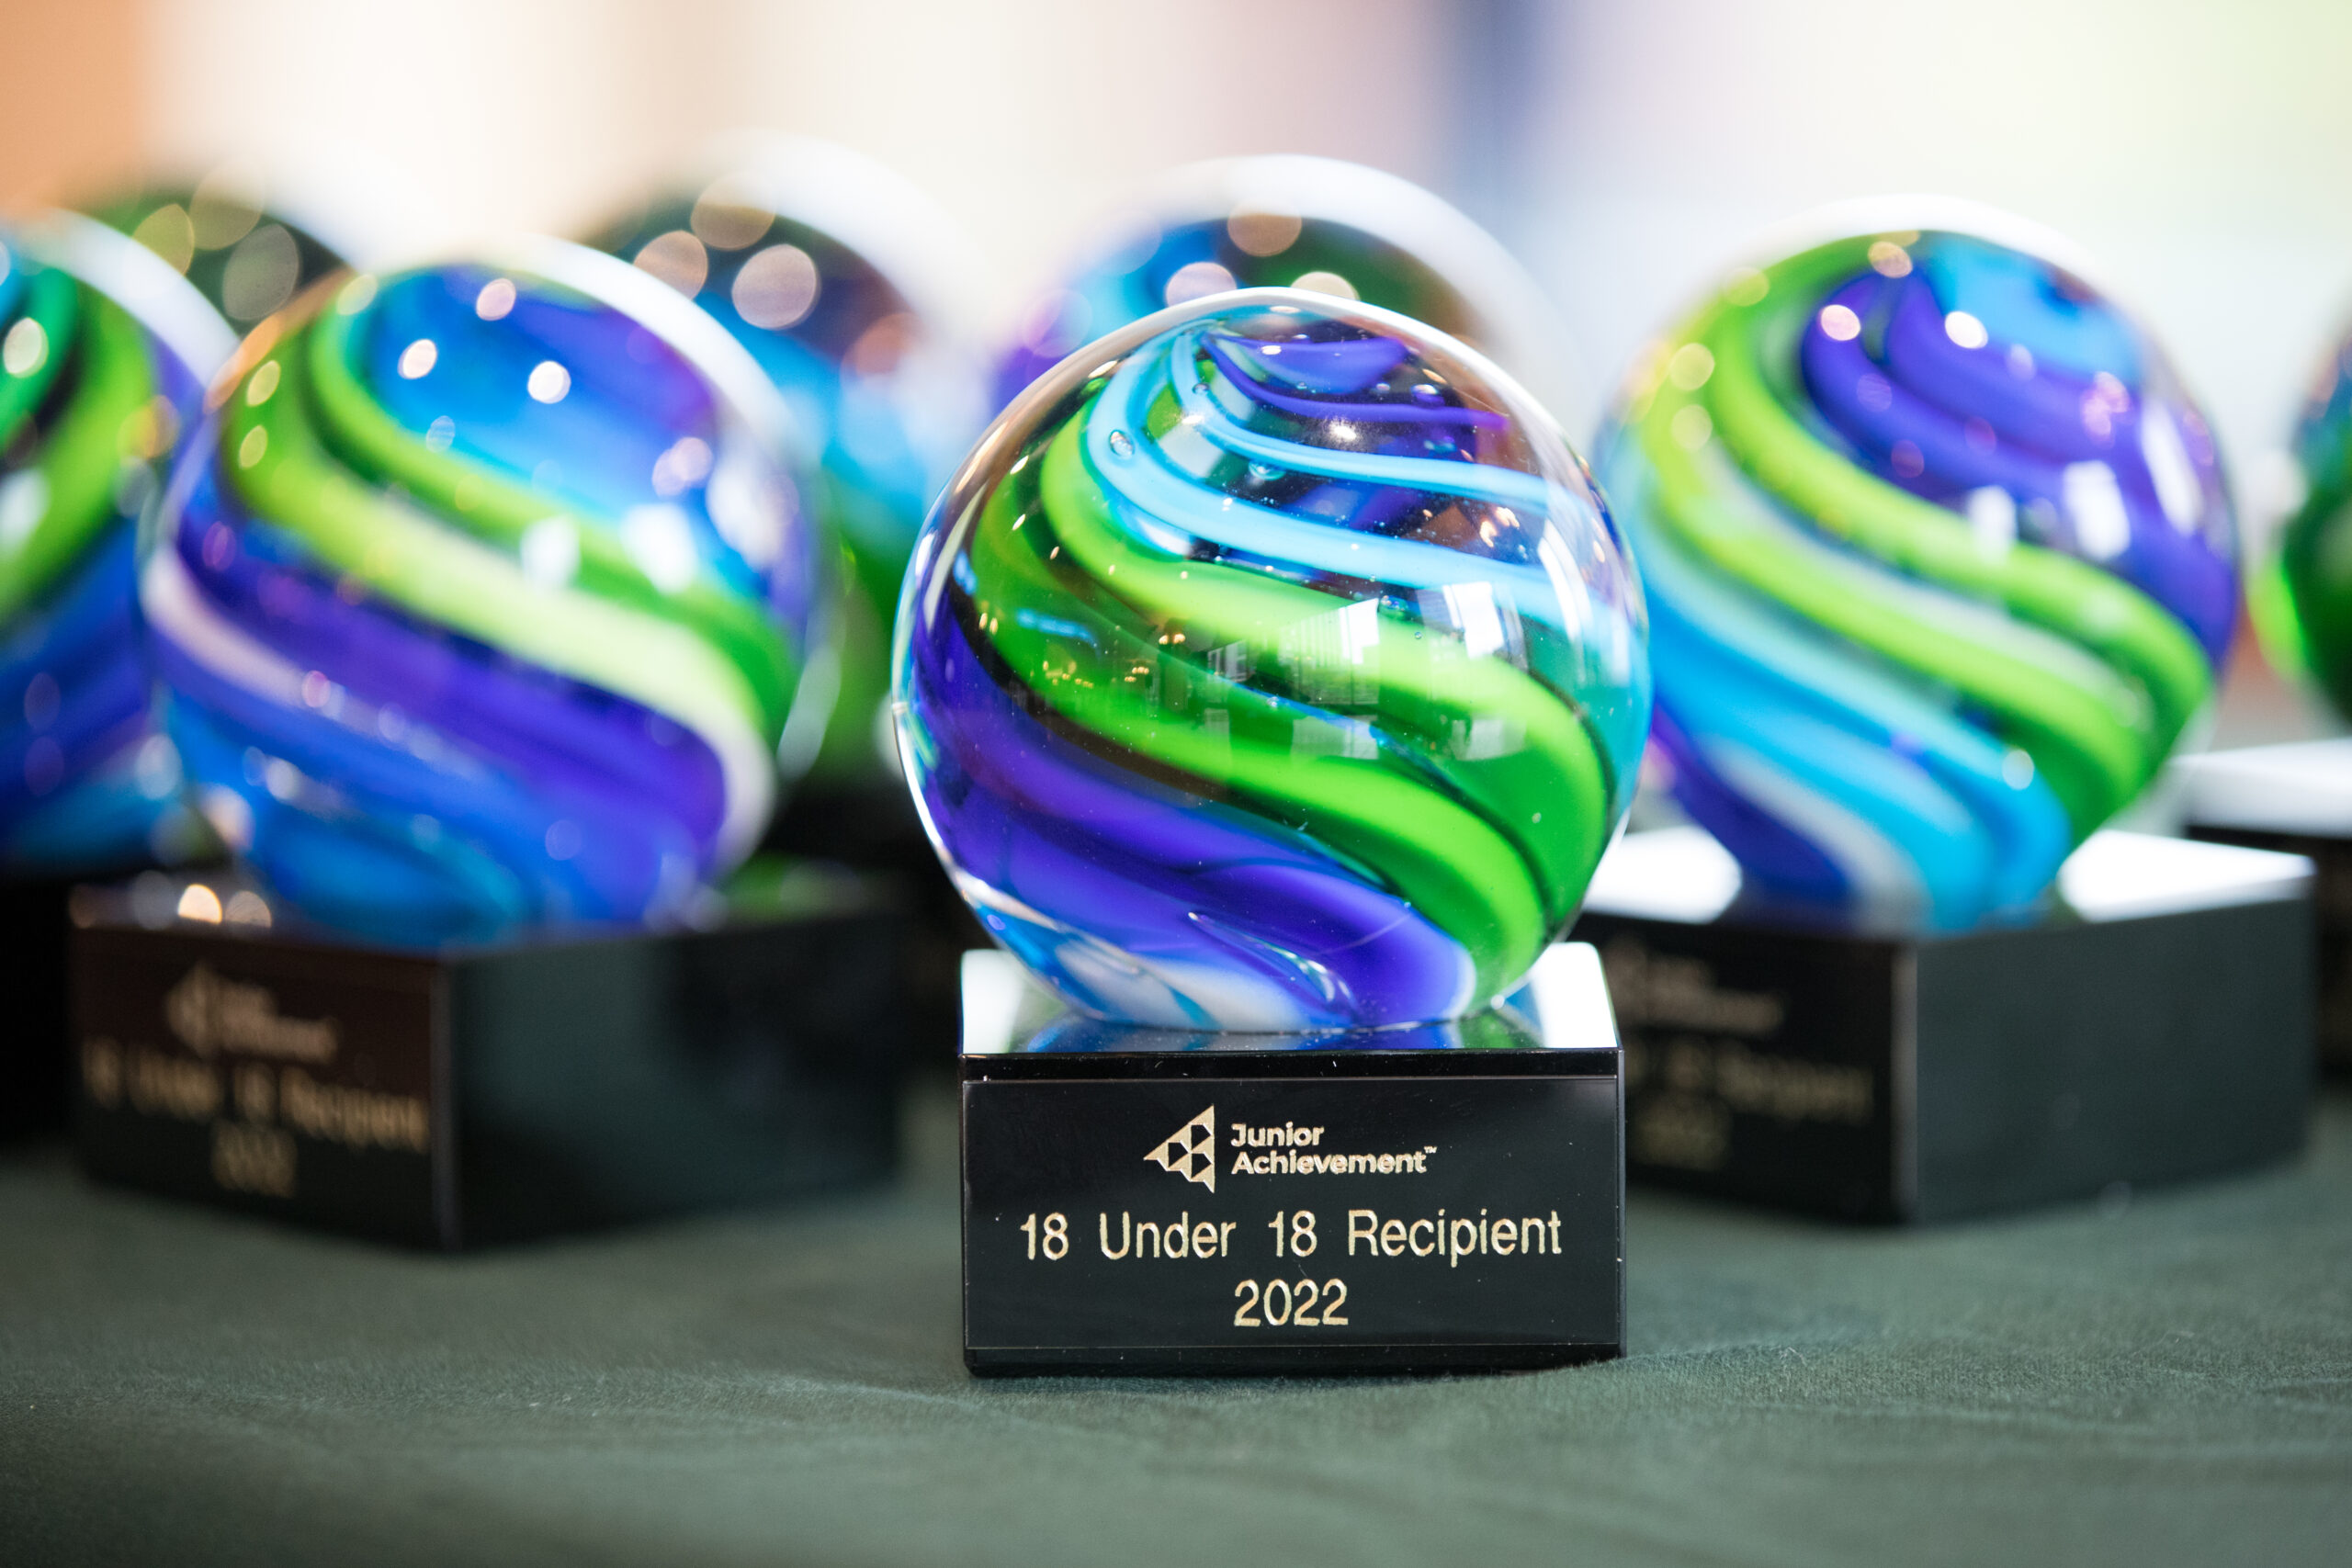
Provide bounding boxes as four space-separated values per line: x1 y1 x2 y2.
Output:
2261 329 2352 721
996 155 1584 434
1593 208 2235 931
85 166 349 327
898 289 1648 1031
0 214 233 875
144 241 833 944
583 138 986 784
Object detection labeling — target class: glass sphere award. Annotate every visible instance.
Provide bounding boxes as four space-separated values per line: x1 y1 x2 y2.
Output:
0 215 232 878
1585 205 2309 1222
2179 310 2352 1072
582 138 991 1065
74 242 898 1244
147 248 831 945
0 212 233 1137
2249 313 2352 726
912 288 1637 1374
994 153 1586 434
585 136 988 790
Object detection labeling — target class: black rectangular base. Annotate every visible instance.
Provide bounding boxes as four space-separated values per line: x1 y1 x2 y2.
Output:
1573 830 2314 1223
1 879 71 1140
763 784 985 1066
72 877 906 1247
959 949 1624 1377
2188 823 2352 1072
2176 737 2352 1075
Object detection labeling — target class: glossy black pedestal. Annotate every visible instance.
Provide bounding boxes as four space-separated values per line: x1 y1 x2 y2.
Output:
72 874 905 1247
2178 739 2352 1073
958 948 1624 1377
1572 829 2315 1223
1 879 71 1139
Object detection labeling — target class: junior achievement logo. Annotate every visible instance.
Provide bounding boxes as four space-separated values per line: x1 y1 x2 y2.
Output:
1144 1104 1437 1189
1145 1107 1219 1191
164 964 339 1064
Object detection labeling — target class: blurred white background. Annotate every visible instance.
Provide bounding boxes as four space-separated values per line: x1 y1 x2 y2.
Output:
7 0 2351 588
135 0 1450 333
1521 0 2352 502
4 0 2345 470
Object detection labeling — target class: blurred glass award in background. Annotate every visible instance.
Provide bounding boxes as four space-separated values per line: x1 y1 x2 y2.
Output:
583 136 991 1057
72 242 901 1244
1582 204 2312 1222
994 152 1588 434
0 212 232 1136
2180 316 2352 1074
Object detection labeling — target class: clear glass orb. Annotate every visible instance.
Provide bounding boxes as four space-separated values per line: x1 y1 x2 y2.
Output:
585 138 987 784
898 288 1647 1032
1594 209 2235 931
2262 324 2352 722
995 155 1583 435
0 212 233 875
145 241 833 944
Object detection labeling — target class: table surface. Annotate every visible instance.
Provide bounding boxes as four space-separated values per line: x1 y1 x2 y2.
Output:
4 1081 2348 1568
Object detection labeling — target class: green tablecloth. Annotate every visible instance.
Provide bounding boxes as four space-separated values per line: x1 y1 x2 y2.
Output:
4 1084 2347 1566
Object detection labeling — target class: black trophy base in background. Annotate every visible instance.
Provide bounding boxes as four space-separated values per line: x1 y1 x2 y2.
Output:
764 783 983 1066
1 879 72 1140
72 872 906 1247
957 948 1625 1377
2177 739 2352 1073
1572 829 2314 1224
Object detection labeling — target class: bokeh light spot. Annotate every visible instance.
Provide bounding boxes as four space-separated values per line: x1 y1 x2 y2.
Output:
1164 261 1236 306
690 175 775 251
1290 270 1359 300
633 231 708 297
732 243 820 330
1227 208 1303 257
130 204 196 273
4 318 48 377
221 224 300 321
